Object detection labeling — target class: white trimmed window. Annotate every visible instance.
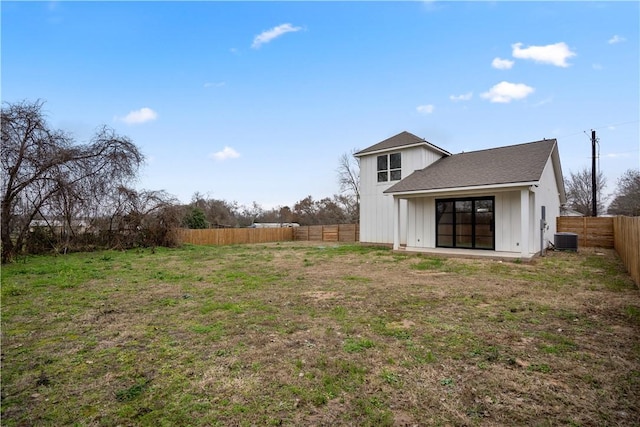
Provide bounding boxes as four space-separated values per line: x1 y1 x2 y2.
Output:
377 153 401 182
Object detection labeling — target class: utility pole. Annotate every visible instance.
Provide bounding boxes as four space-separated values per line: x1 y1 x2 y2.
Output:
591 130 597 217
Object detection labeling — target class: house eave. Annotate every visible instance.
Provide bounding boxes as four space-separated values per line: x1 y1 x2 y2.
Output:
550 142 567 203
354 142 451 158
386 181 539 198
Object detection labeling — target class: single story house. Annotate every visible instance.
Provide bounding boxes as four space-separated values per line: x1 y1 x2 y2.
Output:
29 219 91 234
560 207 584 217
354 131 566 260
249 222 300 228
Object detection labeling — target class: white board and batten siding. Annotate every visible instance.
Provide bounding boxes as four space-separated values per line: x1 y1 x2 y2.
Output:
494 191 522 253
494 158 563 255
536 157 563 249
359 145 444 244
403 170 558 255
404 190 524 252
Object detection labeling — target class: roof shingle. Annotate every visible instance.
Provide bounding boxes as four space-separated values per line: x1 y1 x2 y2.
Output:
385 139 557 194
354 131 450 156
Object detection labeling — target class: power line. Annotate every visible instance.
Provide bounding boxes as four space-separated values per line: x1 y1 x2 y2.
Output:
558 119 639 140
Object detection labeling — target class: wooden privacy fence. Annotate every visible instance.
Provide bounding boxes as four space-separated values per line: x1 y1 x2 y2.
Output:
177 227 293 246
556 217 614 248
176 224 360 246
294 224 360 243
613 216 640 287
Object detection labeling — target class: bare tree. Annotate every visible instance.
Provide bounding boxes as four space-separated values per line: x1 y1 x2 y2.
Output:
277 206 294 224
607 169 640 216
332 193 359 223
237 201 264 227
2 101 69 261
189 192 239 228
292 195 319 225
290 194 357 225
90 186 179 248
118 187 180 247
564 167 608 216
1 100 143 262
315 196 350 224
337 149 360 204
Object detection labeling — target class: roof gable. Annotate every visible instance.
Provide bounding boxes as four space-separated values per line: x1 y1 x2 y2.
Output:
354 131 450 157
385 139 559 194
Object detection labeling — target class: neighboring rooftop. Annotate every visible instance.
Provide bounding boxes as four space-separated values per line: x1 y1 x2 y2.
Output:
354 131 451 157
385 139 558 193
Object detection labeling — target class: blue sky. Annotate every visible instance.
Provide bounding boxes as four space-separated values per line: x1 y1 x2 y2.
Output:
2 1 639 208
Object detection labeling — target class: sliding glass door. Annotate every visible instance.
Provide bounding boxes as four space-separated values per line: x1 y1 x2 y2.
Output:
436 197 494 250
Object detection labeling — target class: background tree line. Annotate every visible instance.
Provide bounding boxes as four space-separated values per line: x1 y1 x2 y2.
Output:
1 100 360 262
181 193 358 230
564 167 640 217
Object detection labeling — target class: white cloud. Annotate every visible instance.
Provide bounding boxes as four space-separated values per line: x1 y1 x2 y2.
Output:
480 81 535 103
511 42 576 67
416 104 435 114
420 0 439 12
592 63 603 70
449 92 473 102
492 57 514 70
608 35 626 44
533 97 553 107
118 107 158 124
210 146 240 161
604 152 630 159
251 23 302 49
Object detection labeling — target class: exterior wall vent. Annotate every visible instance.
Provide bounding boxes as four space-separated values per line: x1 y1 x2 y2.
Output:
554 232 578 251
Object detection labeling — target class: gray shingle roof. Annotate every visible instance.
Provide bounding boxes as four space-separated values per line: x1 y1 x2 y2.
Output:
385 139 557 194
354 131 450 157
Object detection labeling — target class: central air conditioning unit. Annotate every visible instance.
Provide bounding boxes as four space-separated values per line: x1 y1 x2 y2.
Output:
554 232 578 251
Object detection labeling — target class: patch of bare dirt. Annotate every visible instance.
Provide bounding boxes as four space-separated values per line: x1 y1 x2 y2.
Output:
303 291 342 301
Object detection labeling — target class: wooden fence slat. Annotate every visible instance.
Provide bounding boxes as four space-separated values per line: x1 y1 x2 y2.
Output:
308 226 323 241
177 227 294 246
557 217 614 248
613 216 640 288
177 223 360 246
338 224 357 242
322 225 339 242
294 227 309 241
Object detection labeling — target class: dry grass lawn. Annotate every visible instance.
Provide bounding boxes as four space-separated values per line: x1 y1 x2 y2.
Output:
1 242 639 426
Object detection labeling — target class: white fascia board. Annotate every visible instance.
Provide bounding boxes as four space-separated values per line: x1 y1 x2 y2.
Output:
354 143 450 158
551 144 567 203
353 143 425 157
388 181 539 199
